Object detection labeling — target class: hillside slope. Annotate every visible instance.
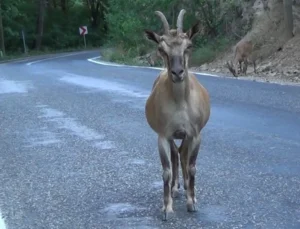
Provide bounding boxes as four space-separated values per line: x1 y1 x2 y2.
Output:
192 0 300 84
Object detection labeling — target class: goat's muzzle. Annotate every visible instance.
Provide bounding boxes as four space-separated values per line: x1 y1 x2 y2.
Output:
171 68 184 83
171 56 184 83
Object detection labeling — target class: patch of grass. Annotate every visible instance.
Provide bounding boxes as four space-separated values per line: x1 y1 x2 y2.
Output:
190 46 216 66
100 36 234 68
100 46 145 66
100 48 115 61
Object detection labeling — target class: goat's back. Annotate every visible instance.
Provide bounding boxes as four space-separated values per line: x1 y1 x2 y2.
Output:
236 40 253 56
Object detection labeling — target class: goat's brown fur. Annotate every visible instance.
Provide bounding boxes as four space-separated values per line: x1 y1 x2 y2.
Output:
227 39 257 77
144 9 210 221
146 50 163 67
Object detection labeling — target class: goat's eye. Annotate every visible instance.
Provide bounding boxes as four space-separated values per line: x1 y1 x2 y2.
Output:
158 47 165 54
185 45 193 53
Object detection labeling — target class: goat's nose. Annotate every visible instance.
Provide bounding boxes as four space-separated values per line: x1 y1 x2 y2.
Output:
171 68 184 77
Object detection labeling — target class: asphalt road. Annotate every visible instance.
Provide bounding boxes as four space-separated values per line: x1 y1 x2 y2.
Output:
0 50 300 229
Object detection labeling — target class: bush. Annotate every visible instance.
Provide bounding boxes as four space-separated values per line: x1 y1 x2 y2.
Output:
103 0 244 66
1 0 105 54
190 37 231 66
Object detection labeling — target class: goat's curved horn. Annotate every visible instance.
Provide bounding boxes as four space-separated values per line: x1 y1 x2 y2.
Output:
176 9 186 33
155 11 170 35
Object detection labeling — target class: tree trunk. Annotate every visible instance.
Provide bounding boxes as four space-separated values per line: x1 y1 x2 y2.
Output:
283 0 294 39
34 0 46 50
61 0 66 14
91 0 100 28
0 0 5 56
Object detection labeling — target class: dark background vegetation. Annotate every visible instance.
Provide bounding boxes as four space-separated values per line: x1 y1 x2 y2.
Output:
0 0 295 67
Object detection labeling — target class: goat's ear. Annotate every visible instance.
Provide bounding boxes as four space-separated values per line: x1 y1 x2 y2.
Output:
186 21 202 40
144 30 160 44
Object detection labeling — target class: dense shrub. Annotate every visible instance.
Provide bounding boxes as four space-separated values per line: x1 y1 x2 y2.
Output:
0 0 250 63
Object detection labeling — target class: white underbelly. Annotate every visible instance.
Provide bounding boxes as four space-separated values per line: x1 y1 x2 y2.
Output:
166 112 192 137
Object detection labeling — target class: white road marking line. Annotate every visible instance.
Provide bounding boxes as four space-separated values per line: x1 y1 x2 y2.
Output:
87 56 220 77
129 159 145 165
24 129 61 148
88 56 300 87
38 106 105 141
35 105 128 151
0 211 7 229
26 52 89 66
60 73 148 98
94 141 116 150
0 79 31 94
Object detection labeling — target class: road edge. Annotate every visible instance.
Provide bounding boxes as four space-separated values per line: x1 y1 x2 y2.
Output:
0 48 98 65
25 51 91 66
87 56 222 77
87 56 300 87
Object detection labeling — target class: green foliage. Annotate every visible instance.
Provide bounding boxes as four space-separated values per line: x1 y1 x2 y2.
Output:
190 36 231 66
0 0 251 64
103 0 247 65
0 0 106 55
105 0 173 53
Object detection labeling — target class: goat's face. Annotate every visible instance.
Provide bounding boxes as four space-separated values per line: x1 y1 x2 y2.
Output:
145 10 201 83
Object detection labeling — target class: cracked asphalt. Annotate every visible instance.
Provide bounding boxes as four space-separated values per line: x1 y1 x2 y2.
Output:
0 50 300 229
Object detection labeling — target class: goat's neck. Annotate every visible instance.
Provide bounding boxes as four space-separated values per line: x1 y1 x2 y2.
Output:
168 74 190 104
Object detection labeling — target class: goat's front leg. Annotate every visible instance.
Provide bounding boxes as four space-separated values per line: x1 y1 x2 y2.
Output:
158 136 173 221
186 133 202 212
238 60 242 74
253 60 257 74
243 59 248 75
233 60 239 77
170 140 180 198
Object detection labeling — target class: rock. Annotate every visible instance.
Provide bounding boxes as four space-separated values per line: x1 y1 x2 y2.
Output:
200 63 208 71
261 65 271 72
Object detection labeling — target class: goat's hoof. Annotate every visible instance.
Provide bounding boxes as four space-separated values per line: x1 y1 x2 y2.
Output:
162 210 174 221
162 205 174 221
187 200 197 212
171 189 179 198
183 183 187 190
162 211 168 221
187 204 197 212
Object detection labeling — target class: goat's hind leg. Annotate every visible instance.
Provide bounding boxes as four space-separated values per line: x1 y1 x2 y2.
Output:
253 60 257 74
179 138 188 191
238 61 242 74
186 133 202 212
158 136 173 221
242 59 248 75
170 140 180 198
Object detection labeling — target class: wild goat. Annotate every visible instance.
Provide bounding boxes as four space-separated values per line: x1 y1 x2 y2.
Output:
226 39 257 77
146 50 164 67
144 9 211 220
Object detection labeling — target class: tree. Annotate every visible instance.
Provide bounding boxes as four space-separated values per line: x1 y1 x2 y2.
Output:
52 0 57 8
0 0 5 56
283 0 294 39
86 0 106 28
61 0 66 13
34 0 46 50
